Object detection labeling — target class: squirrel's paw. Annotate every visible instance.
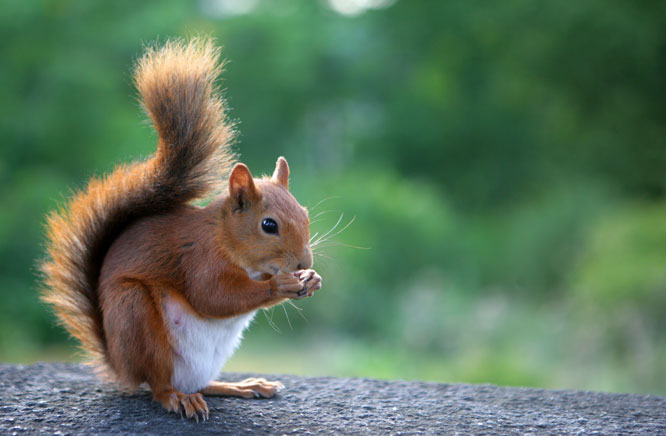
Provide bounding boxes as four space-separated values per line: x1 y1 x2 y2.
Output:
156 391 209 422
296 269 322 298
271 272 305 299
201 378 284 399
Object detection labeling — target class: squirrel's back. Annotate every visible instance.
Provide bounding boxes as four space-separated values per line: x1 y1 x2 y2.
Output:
40 37 235 374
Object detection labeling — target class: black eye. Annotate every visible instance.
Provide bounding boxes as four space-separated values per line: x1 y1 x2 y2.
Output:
261 218 278 235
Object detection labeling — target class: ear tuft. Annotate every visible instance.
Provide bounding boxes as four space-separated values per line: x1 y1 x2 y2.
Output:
272 156 290 189
229 163 258 210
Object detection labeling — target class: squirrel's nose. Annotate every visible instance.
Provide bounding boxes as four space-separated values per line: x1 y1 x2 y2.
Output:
297 248 313 270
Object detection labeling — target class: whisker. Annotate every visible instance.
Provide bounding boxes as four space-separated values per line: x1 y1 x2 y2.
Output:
310 232 319 244
312 215 356 247
262 308 281 334
312 213 345 247
313 241 370 250
311 209 336 220
309 196 341 212
287 300 308 322
281 303 293 330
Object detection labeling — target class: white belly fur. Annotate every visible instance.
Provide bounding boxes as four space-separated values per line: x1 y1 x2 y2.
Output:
164 296 256 394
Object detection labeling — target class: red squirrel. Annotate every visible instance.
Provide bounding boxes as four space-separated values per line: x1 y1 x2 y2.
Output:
40 37 322 421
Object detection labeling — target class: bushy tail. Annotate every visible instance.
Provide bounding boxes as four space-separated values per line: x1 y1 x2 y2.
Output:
40 37 234 373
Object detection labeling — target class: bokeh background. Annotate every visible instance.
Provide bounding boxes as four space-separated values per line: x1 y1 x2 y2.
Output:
1 0 665 395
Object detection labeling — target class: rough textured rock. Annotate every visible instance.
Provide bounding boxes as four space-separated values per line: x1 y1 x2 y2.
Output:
0 363 664 435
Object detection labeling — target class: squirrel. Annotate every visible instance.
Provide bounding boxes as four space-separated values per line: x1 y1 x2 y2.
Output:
40 37 322 421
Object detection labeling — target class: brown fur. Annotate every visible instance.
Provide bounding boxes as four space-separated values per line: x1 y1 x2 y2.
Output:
40 37 320 419
41 37 236 376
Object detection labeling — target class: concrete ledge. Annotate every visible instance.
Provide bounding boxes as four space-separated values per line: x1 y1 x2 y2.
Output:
0 363 664 435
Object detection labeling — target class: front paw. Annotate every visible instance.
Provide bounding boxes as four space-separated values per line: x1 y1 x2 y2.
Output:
270 272 305 300
296 269 322 298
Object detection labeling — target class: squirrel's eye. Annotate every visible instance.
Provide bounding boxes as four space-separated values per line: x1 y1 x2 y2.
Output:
261 218 278 235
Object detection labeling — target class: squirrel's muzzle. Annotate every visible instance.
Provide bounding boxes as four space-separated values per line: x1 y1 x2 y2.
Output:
297 247 313 270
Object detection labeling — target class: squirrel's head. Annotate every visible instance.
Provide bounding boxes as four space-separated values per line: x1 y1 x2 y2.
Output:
220 157 313 275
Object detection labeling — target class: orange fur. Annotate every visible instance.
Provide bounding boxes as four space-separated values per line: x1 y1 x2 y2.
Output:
41 37 235 376
40 37 320 420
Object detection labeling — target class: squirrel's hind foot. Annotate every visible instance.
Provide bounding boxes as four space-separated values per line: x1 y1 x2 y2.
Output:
201 378 284 399
154 390 209 422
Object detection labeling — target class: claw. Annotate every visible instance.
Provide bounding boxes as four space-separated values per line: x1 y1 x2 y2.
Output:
157 391 210 421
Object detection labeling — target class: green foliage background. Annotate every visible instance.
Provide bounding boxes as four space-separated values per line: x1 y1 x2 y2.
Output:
1 0 664 395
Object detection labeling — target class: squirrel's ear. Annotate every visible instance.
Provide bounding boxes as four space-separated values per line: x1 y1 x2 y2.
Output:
272 156 290 190
229 163 259 210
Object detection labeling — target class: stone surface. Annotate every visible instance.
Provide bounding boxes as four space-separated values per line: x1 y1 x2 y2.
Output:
0 363 664 435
